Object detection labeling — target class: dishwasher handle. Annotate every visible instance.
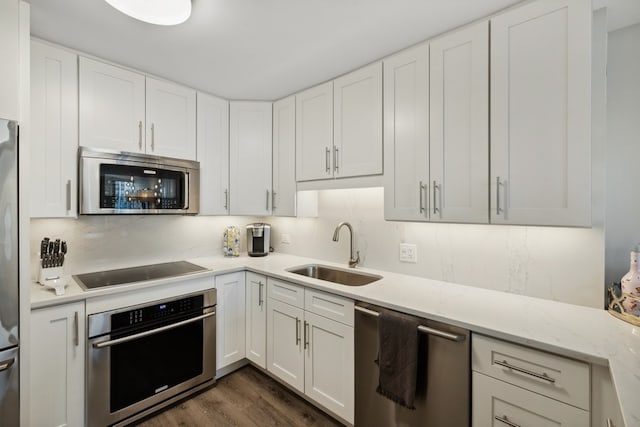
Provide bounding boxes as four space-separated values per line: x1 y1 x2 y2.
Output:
355 305 466 342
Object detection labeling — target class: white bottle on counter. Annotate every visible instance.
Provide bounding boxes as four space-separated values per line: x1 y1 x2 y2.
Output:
621 244 640 315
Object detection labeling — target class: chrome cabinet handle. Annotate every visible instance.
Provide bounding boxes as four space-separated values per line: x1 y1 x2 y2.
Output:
419 181 425 213
354 305 466 342
266 190 270 211
150 123 155 151
496 176 502 215
494 415 520 427
325 147 330 173
73 311 79 347
224 189 228 210
303 320 309 349
66 180 71 212
93 311 215 349
433 180 439 215
494 359 556 383
0 358 15 372
334 147 339 173
272 191 277 210
138 121 143 150
258 282 264 307
295 317 301 345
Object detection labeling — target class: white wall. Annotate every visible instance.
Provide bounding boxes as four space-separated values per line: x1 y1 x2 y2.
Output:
605 23 640 285
270 188 605 308
30 215 258 276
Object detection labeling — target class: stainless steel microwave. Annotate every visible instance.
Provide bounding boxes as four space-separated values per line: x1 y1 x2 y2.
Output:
79 147 200 215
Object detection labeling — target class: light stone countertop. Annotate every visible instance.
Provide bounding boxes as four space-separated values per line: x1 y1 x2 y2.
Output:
31 253 640 426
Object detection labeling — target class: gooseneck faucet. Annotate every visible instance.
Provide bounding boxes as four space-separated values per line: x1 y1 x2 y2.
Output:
332 221 360 268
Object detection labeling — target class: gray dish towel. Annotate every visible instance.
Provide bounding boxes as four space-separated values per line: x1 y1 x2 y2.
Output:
376 308 422 409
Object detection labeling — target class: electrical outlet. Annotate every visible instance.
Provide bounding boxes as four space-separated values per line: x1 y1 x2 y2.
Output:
281 234 291 244
399 243 417 263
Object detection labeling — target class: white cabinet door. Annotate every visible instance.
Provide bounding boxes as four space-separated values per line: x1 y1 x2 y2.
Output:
245 272 267 369
229 101 273 216
0 0 19 121
30 302 85 427
472 372 589 427
215 272 246 370
430 21 489 224
383 43 429 221
197 92 229 215
272 95 296 216
304 311 354 424
30 40 78 218
295 81 333 181
267 298 304 393
333 62 382 178
79 56 145 153
146 77 196 160
592 365 625 427
490 0 591 226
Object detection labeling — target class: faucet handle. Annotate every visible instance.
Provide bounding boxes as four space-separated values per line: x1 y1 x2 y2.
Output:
350 251 361 268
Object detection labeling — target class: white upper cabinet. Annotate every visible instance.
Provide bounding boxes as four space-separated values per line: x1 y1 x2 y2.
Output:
383 43 430 221
79 56 146 153
30 40 78 218
0 0 19 121
296 81 333 181
145 77 196 160
272 95 296 216
333 61 383 178
197 92 229 215
490 0 591 226
229 101 273 216
429 21 489 224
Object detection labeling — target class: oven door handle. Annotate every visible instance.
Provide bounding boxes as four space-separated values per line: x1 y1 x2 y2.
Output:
92 311 216 349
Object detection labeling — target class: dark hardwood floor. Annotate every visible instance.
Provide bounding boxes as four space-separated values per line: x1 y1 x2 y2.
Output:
136 365 345 427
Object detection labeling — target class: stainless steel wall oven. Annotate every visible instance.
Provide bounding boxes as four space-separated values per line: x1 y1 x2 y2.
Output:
87 289 216 426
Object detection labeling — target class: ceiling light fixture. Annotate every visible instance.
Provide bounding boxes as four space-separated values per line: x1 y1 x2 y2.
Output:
104 0 192 26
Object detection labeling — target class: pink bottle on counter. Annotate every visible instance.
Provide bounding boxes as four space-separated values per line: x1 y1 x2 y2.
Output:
621 244 640 315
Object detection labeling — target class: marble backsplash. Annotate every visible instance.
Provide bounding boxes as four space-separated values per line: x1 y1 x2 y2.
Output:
31 187 605 308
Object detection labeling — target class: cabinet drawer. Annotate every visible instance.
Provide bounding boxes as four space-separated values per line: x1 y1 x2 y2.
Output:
472 334 589 410
472 372 589 427
267 278 304 308
304 289 354 326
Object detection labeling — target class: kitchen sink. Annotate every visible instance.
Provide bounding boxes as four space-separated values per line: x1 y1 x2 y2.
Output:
286 264 382 286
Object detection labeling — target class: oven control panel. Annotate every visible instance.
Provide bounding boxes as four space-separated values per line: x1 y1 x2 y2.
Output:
111 295 204 329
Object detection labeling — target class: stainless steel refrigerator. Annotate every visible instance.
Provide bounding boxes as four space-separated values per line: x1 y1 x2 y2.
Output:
0 118 20 426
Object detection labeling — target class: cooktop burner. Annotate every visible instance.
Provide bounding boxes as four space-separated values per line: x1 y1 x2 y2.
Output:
73 261 208 290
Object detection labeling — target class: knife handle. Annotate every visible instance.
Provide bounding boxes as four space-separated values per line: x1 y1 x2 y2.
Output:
61 241 67 254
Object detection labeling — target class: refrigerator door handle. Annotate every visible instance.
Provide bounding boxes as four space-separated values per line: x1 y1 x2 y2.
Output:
0 357 15 372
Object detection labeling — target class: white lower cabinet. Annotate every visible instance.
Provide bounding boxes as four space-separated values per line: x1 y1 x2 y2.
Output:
30 301 85 427
591 364 625 427
215 272 246 370
266 278 354 423
245 272 267 369
472 372 589 426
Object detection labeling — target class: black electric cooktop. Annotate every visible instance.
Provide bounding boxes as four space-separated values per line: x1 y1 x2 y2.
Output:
73 261 208 290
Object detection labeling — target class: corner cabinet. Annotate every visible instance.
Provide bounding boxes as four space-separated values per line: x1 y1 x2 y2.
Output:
197 92 230 215
245 272 267 368
490 0 591 226
215 272 246 371
266 278 354 424
79 56 146 153
30 301 86 427
229 101 273 216
30 40 78 218
272 96 297 216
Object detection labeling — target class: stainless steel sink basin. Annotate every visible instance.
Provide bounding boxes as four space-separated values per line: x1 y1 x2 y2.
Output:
286 264 382 286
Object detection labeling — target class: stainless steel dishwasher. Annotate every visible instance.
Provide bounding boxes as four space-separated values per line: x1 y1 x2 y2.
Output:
355 302 470 426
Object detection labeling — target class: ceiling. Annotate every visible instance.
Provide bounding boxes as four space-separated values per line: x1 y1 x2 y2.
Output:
28 0 640 101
